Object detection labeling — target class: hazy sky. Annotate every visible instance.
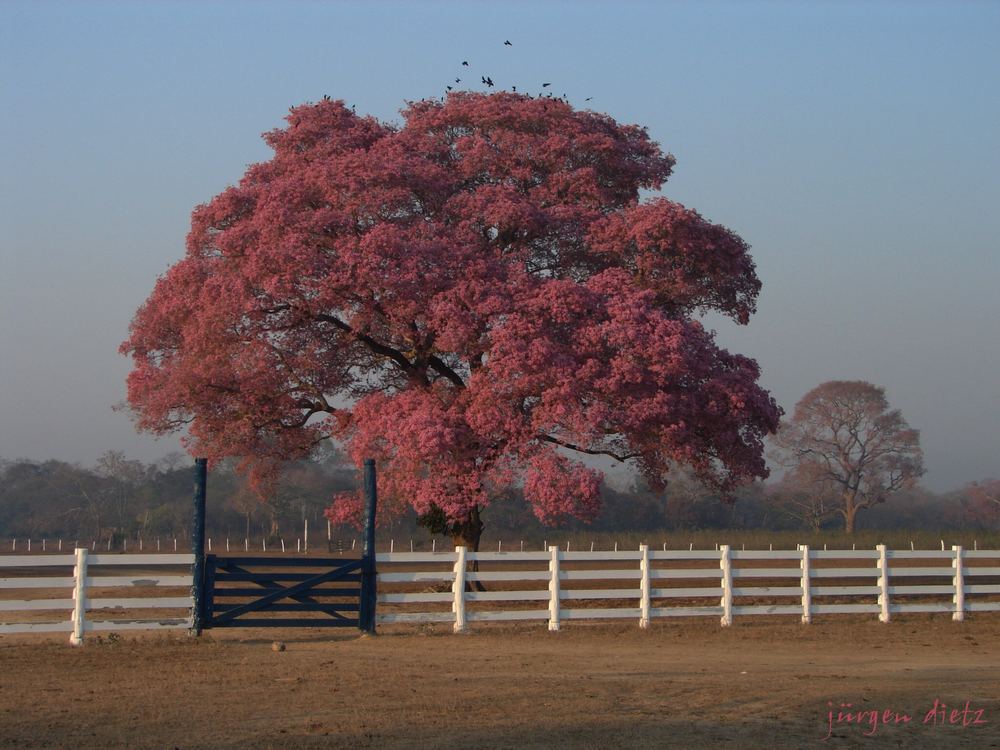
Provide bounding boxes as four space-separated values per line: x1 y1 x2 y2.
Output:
1 1 997 492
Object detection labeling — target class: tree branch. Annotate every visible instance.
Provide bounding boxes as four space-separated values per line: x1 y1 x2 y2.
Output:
538 434 639 462
426 354 466 388
316 313 419 375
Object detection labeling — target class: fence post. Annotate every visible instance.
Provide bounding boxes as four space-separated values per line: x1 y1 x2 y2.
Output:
453 546 467 633
359 458 378 634
720 544 732 627
799 544 812 625
191 457 207 636
952 545 965 622
876 544 890 623
639 544 650 629
70 547 88 646
548 546 560 632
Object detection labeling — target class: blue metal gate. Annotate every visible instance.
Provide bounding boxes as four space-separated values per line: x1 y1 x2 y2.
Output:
201 555 374 629
191 459 378 634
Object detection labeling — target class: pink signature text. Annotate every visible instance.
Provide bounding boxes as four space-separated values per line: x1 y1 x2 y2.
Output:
823 699 988 740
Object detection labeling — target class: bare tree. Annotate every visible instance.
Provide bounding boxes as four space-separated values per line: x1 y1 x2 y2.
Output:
765 469 839 532
95 450 148 539
772 381 924 533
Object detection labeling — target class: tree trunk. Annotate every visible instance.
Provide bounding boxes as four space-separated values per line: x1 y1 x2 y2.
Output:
450 505 483 550
844 504 857 534
451 506 485 592
841 486 862 535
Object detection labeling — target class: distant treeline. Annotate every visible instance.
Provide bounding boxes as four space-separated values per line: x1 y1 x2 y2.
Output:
0 449 991 544
0 448 355 545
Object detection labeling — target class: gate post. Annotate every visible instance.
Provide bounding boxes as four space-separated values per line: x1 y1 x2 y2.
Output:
359 459 378 633
191 457 207 636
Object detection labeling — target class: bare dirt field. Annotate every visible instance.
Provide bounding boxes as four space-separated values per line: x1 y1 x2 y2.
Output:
2 616 999 749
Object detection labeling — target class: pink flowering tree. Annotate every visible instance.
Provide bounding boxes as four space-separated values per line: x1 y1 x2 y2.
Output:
122 92 781 550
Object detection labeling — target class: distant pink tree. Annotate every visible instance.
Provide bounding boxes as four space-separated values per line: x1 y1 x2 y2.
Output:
963 480 1000 528
122 92 781 550
773 381 924 534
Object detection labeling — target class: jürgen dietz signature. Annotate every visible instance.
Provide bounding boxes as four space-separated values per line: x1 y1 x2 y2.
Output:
823 699 988 739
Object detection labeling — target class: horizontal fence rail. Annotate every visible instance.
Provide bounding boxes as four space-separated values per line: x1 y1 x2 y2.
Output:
0 549 195 643
375 544 1000 631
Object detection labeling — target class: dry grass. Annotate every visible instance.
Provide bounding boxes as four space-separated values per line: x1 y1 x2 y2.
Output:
2 616 1000 749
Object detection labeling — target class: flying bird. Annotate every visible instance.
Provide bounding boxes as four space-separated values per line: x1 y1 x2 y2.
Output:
542 82 551 87
455 78 461 83
447 86 453 91
504 40 512 46
585 97 592 101
512 85 517 92
462 61 469 66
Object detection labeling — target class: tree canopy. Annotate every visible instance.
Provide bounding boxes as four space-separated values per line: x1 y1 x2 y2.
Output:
122 92 781 546
772 380 924 533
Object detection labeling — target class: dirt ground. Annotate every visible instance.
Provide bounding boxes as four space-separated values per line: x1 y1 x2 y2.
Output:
1 616 998 749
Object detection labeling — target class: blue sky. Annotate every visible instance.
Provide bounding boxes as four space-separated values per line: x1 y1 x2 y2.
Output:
1 1 998 491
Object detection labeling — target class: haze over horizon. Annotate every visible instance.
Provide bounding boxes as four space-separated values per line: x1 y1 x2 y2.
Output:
2 1 998 493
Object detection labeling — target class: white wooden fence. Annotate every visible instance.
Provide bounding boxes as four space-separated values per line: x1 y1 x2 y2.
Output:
375 545 1000 631
0 549 194 643
6 545 999 641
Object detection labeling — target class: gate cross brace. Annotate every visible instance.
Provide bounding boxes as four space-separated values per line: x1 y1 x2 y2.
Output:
219 562 327 605
213 562 353 621
211 560 363 626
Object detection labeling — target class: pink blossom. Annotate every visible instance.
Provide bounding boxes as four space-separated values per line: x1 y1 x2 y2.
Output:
122 92 781 534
